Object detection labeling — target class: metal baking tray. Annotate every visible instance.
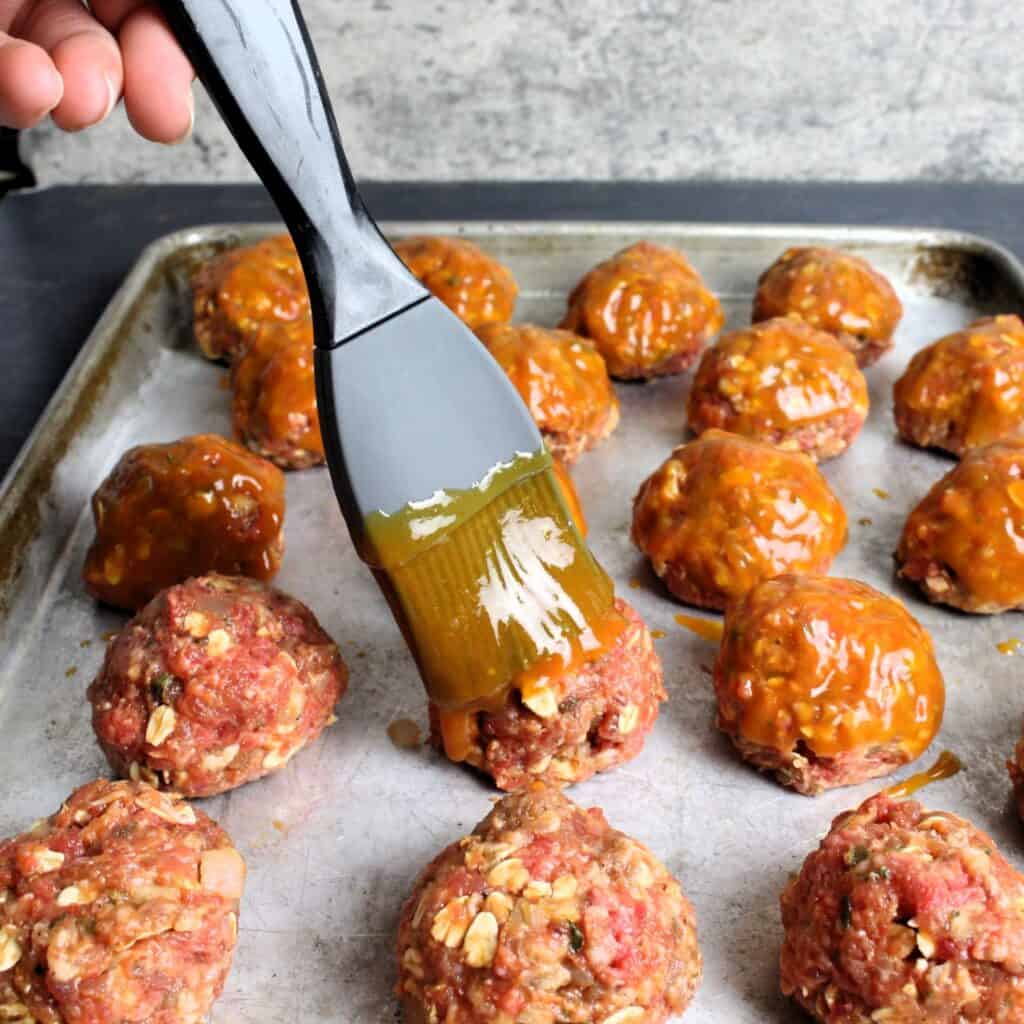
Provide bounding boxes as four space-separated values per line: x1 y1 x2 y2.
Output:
2 221 1023 1023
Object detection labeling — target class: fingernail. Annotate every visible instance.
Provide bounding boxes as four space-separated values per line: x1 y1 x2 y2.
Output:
170 87 195 145
101 72 118 122
38 65 64 118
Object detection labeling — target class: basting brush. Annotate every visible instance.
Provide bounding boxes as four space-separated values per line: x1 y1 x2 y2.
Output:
160 0 622 718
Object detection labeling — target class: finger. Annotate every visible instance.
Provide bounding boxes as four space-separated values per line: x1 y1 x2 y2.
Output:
0 33 62 129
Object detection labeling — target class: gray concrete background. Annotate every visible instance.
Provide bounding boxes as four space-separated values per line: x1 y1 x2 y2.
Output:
20 0 1024 185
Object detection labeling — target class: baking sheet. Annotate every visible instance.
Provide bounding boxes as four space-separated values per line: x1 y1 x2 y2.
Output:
2 221 1024 1023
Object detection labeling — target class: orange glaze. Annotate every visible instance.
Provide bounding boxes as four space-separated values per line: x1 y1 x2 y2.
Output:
998 638 1022 655
552 459 587 536
675 613 724 643
884 750 963 799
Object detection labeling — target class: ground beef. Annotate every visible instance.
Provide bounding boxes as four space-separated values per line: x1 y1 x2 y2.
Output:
687 317 869 461
1008 731 1024 821
560 241 723 380
0 779 244 1024
715 575 945 795
893 315 1024 457
476 323 620 465
89 574 347 797
632 429 847 611
752 246 902 367
428 599 663 791
896 437 1024 613
780 793 1024 1022
396 783 700 1024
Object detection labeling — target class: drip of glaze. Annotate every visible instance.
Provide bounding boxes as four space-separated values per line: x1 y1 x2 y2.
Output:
884 750 963 799
675 613 724 643
387 718 423 750
997 637 1022 656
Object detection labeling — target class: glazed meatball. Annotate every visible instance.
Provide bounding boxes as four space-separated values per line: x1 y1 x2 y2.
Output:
894 315 1024 457
753 246 902 367
715 575 944 795
0 779 244 1024
476 323 620 464
560 241 724 380
429 600 664 791
632 430 847 611
687 317 870 461
89 574 348 797
396 783 701 1024
896 437 1024 613
393 235 517 329
781 793 1024 1023
192 234 310 362
83 435 285 611
552 459 587 537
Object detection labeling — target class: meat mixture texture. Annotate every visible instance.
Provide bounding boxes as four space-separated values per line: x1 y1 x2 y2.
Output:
0 779 245 1024
394 236 518 329
687 317 870 461
715 575 945 795
89 574 347 798
752 246 902 367
396 783 701 1024
192 234 310 363
896 437 1024 613
893 315 1024 457
476 323 620 465
83 435 286 612
1008 728 1024 821
631 430 847 611
429 600 664 791
781 793 1024 1023
560 241 724 380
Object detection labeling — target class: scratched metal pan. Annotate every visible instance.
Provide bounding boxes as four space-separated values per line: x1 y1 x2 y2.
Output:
1 221 1023 1022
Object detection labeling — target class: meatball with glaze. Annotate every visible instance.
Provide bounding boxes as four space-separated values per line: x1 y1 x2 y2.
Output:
476 323 620 464
753 246 902 366
0 779 244 1024
894 315 1024 457
560 241 724 380
397 783 701 1024
632 430 847 611
715 575 944 795
781 792 1024 1023
83 435 285 611
687 317 869 461
429 600 663 791
89 574 348 797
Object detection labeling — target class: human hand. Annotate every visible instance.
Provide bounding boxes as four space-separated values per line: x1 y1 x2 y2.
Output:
0 1 194 143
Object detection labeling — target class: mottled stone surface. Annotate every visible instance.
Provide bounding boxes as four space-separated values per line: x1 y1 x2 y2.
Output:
20 0 1024 184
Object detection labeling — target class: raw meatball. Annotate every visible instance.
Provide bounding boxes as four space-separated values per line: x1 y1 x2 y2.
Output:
560 241 724 380
894 315 1024 456
393 235 517 329
396 783 701 1024
896 437 1024 613
1009 730 1024 820
552 459 587 537
83 435 286 611
89 574 347 797
0 779 244 1024
231 319 323 470
687 317 869 461
429 600 664 791
781 793 1024 1022
192 234 310 363
632 430 847 611
715 575 944 795
753 246 902 367
476 323 620 464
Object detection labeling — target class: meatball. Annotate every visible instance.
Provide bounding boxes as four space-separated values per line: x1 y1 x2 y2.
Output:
393 235 517 329
896 437 1024 613
476 323 620 464
893 315 1024 457
687 317 869 461
1009 730 1024 820
230 319 323 470
632 430 847 611
429 600 664 791
714 575 944 795
552 459 587 537
753 246 902 367
192 234 310 363
0 779 244 1024
396 783 701 1024
83 435 286 611
780 793 1024 1023
560 241 724 380
89 574 348 797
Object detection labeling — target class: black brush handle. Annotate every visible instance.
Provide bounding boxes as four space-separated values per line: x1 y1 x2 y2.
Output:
159 0 427 344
